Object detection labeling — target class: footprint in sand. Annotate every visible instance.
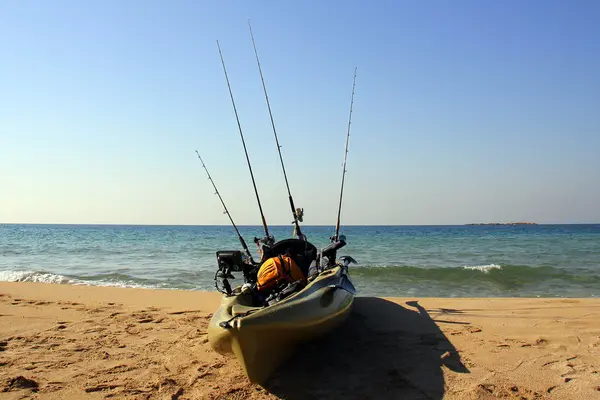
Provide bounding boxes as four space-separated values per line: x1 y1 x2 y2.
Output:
542 360 559 367
478 382 542 398
60 301 83 306
125 324 141 335
547 385 559 393
183 314 206 323
2 376 39 392
565 355 579 369
130 311 160 324
101 364 137 375
167 310 197 315
84 383 121 393
211 361 226 369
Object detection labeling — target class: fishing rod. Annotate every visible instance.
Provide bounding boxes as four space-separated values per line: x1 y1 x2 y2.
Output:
332 67 357 243
248 20 305 241
216 40 272 245
194 150 253 262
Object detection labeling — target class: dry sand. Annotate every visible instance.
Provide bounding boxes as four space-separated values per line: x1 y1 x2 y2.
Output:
1 282 599 399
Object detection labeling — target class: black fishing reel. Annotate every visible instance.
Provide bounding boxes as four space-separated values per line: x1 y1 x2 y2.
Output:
253 235 276 264
254 235 275 246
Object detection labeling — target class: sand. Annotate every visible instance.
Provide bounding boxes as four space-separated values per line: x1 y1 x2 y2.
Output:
1 283 599 399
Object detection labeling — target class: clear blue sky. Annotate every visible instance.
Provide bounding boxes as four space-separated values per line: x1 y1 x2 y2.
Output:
2 0 599 225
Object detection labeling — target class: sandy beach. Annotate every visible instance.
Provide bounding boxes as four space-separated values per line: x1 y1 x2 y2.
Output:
1 283 599 399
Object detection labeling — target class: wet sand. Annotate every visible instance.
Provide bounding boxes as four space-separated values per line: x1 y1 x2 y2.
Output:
1 282 599 399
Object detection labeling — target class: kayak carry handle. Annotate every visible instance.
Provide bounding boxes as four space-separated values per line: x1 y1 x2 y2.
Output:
339 256 357 267
327 275 357 295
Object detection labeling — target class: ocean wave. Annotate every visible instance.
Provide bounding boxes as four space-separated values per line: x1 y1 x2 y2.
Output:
462 264 502 273
349 264 600 288
0 270 77 285
0 269 161 290
3 264 599 294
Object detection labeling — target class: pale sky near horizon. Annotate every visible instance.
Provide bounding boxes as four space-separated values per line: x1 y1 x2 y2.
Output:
2 1 599 226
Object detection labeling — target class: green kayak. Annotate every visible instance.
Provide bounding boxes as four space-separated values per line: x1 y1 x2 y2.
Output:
207 239 356 384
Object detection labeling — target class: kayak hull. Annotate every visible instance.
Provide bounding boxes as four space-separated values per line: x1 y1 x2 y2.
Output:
207 266 354 384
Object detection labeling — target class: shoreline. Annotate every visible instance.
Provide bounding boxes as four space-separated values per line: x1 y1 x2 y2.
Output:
1 277 598 299
2 282 600 399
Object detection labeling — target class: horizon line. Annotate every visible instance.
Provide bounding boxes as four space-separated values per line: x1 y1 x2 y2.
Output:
2 222 599 227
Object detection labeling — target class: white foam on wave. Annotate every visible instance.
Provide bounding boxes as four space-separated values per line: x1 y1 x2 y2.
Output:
0 269 156 289
462 264 502 273
0 269 77 284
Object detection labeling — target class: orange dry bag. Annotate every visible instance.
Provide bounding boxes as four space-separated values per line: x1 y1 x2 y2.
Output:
257 254 305 291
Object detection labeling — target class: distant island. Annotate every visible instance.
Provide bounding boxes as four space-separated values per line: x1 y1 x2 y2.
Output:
465 222 538 226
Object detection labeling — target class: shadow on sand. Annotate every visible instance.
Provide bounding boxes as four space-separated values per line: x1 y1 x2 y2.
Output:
265 297 469 400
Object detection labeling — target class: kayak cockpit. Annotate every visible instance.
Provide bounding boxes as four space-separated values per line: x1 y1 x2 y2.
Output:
214 237 352 308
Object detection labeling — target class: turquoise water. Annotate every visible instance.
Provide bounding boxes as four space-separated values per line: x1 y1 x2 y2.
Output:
1 224 599 297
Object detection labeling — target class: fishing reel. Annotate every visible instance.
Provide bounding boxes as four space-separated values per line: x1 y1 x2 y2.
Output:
293 208 304 223
291 208 305 240
254 235 275 246
253 235 275 263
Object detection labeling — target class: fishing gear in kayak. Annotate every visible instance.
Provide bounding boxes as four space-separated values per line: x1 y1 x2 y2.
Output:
248 20 305 241
332 67 357 244
205 25 359 384
216 40 274 251
313 68 359 271
194 150 257 296
303 68 359 277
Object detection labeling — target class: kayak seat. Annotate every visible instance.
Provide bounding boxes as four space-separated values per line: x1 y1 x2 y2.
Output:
267 238 318 278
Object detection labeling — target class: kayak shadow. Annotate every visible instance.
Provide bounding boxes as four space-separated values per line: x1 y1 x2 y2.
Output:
264 297 469 400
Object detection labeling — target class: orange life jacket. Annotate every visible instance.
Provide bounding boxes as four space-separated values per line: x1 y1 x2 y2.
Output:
257 254 305 292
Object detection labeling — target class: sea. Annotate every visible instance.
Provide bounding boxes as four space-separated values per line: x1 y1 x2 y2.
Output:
1 224 599 298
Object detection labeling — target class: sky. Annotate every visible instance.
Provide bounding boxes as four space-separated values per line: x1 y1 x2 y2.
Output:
1 0 599 225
